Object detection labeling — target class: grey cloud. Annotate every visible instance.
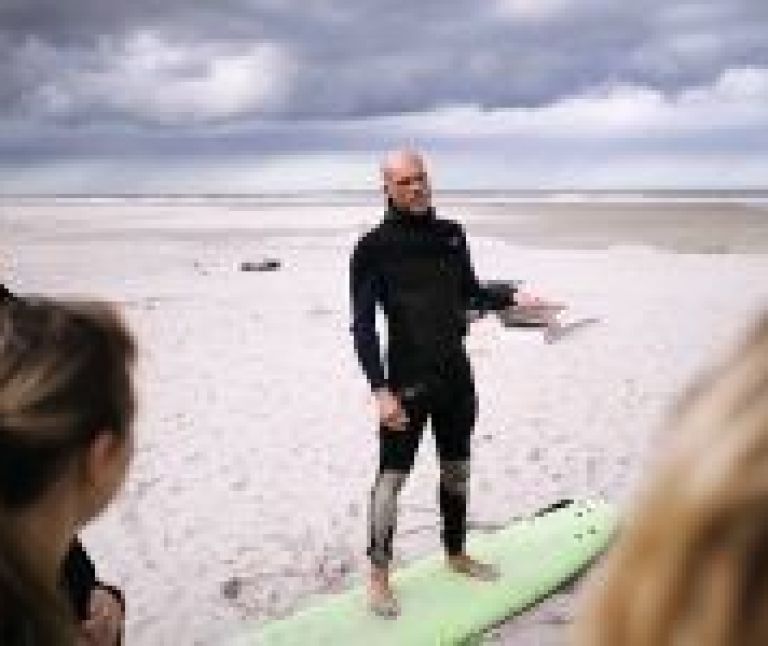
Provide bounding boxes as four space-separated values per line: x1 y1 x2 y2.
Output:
0 0 766 123
1 0 767 192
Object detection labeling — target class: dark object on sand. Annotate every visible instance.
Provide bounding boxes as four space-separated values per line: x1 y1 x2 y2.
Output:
221 577 242 601
240 259 282 272
1 283 13 302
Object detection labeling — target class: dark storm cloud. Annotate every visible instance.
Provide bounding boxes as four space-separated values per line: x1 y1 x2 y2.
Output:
0 0 767 191
0 0 766 122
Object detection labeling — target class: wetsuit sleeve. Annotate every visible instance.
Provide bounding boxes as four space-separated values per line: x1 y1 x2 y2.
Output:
457 226 516 311
350 238 387 390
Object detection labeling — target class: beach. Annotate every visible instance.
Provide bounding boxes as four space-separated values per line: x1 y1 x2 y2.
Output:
2 193 768 644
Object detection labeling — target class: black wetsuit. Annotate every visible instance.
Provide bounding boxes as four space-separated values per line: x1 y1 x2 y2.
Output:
350 204 515 566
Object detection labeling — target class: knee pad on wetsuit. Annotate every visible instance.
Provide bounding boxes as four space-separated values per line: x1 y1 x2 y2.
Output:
370 471 409 528
372 470 408 504
368 471 409 566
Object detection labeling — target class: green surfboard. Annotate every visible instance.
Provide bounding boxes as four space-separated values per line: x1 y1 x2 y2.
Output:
229 499 617 646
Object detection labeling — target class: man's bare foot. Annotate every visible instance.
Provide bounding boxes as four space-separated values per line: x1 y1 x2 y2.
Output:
368 566 400 619
447 554 501 582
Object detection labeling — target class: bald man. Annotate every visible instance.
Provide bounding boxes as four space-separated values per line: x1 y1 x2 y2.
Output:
350 150 540 617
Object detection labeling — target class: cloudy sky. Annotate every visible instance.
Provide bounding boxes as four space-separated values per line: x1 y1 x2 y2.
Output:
0 0 766 192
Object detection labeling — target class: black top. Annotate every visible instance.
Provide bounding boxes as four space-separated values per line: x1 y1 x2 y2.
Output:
61 540 124 622
350 205 514 389
0 539 124 645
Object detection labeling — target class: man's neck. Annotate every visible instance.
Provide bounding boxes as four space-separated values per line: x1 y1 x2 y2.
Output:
385 200 434 222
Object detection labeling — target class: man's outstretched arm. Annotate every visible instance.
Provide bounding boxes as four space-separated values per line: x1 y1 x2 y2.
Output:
456 226 517 311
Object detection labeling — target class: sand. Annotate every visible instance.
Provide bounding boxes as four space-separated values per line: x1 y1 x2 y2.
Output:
2 195 767 644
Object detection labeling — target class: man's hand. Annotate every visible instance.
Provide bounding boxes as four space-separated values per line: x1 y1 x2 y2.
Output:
78 587 123 646
498 291 566 329
513 291 547 308
374 388 409 432
513 292 566 315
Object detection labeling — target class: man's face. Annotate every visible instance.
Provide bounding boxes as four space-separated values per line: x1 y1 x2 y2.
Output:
383 156 432 215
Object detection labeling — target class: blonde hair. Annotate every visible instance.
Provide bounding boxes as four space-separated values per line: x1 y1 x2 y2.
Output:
576 312 768 646
0 295 136 645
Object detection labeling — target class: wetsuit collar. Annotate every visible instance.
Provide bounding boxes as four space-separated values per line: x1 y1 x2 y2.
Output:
384 199 436 225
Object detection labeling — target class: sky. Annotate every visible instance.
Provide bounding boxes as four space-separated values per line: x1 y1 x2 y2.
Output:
0 0 766 192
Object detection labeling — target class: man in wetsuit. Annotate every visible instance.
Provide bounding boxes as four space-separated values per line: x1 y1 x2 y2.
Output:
350 150 541 617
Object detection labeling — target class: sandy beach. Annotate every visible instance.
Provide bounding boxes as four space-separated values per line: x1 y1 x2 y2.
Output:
2 194 768 644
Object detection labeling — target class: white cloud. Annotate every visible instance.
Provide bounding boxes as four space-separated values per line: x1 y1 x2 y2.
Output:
376 66 768 139
2 66 766 192
494 0 576 22
30 31 296 124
